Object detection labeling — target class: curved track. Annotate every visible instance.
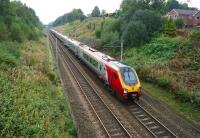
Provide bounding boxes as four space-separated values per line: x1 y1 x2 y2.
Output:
49 33 132 138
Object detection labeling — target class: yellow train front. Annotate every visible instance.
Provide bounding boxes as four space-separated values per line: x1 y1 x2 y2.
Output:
106 61 142 101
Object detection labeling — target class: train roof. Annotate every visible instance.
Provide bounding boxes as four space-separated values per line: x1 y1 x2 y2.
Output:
51 30 131 70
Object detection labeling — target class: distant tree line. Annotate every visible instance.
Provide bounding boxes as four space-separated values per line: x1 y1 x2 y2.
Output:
0 0 42 42
50 9 86 27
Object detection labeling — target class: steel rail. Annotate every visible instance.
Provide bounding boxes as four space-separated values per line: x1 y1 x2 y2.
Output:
127 101 178 138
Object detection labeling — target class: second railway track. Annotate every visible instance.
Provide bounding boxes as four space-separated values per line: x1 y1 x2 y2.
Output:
49 33 132 138
127 102 177 138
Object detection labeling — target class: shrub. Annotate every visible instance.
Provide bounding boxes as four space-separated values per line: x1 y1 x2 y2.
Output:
162 17 176 36
190 30 200 46
101 31 119 44
157 74 170 89
0 42 20 66
175 18 184 28
123 21 148 47
0 22 8 41
10 22 25 42
132 9 162 35
95 28 101 38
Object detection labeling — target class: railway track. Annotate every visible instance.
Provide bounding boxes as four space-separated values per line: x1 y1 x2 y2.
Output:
49 32 178 138
49 33 132 138
127 102 178 138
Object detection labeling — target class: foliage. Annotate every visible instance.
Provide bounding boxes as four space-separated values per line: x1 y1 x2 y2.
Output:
100 18 121 44
123 21 148 47
0 39 77 137
190 30 200 39
131 9 162 35
91 6 101 17
0 1 42 42
165 0 189 12
0 22 8 40
120 0 165 19
95 29 101 38
175 18 184 29
0 42 20 67
51 9 86 27
123 36 200 107
162 17 176 36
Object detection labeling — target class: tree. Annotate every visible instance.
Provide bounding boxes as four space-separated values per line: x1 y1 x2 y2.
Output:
0 0 42 42
0 0 10 17
120 0 165 19
132 9 162 36
123 21 148 47
51 9 86 27
100 19 121 44
91 6 100 17
165 0 189 12
162 17 176 36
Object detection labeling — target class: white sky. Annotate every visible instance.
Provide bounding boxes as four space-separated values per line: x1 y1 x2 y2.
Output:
16 0 122 24
16 0 200 24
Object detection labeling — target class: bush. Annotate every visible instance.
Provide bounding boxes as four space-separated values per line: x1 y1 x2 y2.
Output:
101 31 119 44
189 30 200 49
100 18 121 44
95 29 101 38
175 19 184 28
10 22 25 42
162 17 176 36
123 21 148 47
132 9 162 35
0 42 20 66
0 22 8 41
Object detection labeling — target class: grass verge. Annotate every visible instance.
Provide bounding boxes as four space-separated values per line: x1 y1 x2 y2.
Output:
0 38 77 137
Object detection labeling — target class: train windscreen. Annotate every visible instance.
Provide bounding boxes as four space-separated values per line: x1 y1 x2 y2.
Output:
120 67 137 86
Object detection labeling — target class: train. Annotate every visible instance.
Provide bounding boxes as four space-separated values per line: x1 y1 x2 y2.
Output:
50 30 142 100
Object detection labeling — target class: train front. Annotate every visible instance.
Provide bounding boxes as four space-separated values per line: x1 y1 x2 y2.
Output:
120 66 142 100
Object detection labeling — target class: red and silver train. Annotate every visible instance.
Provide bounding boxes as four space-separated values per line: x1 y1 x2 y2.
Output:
51 30 142 100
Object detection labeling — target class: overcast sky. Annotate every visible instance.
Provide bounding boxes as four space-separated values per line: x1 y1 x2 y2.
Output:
16 0 200 24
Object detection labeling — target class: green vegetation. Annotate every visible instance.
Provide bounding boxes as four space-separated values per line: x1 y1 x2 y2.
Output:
50 9 86 27
0 38 77 137
0 0 42 42
0 0 76 137
165 0 189 12
162 17 176 36
91 6 101 17
175 19 184 29
124 37 200 107
55 0 200 124
143 82 200 125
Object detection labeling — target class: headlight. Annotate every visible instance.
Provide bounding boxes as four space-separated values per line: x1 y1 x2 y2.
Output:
124 88 128 94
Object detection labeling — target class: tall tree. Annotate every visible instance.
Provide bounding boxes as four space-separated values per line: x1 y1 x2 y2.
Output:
165 0 189 12
51 9 86 27
91 6 101 17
